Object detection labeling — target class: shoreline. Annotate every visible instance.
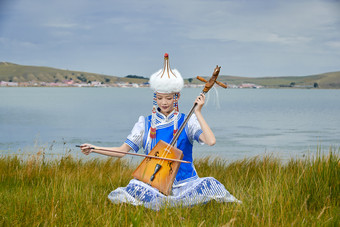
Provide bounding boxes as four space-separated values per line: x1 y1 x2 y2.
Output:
1 146 338 165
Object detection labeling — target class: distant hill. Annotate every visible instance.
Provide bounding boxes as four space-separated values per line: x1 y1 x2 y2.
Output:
0 62 148 84
189 71 340 89
1 62 339 88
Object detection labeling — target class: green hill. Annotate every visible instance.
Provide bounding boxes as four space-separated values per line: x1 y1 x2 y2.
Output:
0 62 148 84
189 72 340 89
1 62 339 88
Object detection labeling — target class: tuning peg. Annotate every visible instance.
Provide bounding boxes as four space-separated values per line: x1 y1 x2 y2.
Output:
215 80 227 89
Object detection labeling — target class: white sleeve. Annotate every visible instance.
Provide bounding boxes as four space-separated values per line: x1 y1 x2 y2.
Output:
125 116 145 152
187 114 204 145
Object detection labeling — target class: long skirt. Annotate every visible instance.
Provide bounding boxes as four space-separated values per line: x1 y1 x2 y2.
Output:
108 177 240 211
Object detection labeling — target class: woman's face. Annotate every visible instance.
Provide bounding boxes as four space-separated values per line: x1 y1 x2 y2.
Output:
156 93 179 116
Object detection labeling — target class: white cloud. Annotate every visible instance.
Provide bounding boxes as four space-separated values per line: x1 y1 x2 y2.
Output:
326 41 340 49
265 34 311 45
161 0 340 47
0 37 37 49
44 23 78 29
0 0 339 77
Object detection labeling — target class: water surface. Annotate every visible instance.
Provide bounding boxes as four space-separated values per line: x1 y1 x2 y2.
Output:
1 87 339 162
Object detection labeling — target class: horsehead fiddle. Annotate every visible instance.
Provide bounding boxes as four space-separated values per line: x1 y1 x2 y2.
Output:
132 65 227 195
77 65 227 195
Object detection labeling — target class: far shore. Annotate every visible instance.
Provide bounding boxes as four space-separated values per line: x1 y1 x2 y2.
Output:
0 81 325 89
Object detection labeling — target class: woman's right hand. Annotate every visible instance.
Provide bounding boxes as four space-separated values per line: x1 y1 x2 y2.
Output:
79 143 95 155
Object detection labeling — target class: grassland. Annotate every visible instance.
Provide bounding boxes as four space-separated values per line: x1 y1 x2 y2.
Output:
0 148 339 226
189 71 340 89
217 72 340 89
0 62 148 84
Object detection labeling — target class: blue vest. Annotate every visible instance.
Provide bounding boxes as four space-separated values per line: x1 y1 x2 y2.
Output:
143 114 198 184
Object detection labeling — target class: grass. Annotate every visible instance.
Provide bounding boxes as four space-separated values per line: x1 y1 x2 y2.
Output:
2 62 340 88
0 149 339 226
0 62 148 84
194 71 340 88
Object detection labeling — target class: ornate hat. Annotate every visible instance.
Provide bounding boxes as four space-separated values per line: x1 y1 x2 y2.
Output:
145 53 182 151
149 53 184 93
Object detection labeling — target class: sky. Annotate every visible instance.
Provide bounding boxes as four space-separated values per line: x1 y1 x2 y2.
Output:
0 0 340 78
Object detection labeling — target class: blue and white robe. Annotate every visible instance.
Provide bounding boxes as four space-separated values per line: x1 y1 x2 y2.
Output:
108 110 240 210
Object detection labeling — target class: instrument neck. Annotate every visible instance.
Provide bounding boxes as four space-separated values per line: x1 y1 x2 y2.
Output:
170 91 206 147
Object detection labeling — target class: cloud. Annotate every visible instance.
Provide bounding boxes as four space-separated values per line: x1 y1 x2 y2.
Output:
265 34 311 45
0 37 37 49
0 0 339 77
171 0 340 46
326 41 340 49
44 23 78 29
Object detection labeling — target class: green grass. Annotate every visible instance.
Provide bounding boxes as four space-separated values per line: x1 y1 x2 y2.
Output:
190 71 340 89
1 149 339 226
2 62 340 88
0 62 148 84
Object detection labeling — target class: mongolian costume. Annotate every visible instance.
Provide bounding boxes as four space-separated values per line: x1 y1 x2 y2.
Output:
108 54 239 210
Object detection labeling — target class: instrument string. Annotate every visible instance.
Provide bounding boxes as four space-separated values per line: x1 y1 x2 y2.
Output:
158 89 206 166
134 66 225 193
148 66 225 170
157 92 181 166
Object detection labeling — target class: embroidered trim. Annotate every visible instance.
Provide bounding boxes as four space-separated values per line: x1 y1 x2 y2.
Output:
125 139 139 152
173 174 199 186
194 129 203 142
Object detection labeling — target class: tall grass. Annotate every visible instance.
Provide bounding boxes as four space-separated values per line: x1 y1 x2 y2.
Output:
1 149 339 226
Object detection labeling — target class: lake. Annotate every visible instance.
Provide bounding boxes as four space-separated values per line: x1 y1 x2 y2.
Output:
1 87 339 162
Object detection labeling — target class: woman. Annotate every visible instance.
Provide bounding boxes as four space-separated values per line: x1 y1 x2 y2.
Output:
80 53 239 210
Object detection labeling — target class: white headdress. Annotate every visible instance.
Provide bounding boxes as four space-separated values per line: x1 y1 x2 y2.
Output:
149 53 184 93
146 53 184 153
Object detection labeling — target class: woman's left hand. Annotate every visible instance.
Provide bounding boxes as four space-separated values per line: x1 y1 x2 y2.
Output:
195 93 205 113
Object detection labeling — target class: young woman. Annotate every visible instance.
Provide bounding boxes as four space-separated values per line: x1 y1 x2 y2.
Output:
80 54 239 210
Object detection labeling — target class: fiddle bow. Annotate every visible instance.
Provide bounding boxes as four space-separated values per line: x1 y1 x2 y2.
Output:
75 145 190 163
132 65 227 195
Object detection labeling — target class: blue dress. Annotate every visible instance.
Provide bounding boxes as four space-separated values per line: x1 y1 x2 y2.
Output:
108 110 240 210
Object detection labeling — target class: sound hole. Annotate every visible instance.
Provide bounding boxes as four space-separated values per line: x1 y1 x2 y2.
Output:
146 150 159 163
167 161 173 175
